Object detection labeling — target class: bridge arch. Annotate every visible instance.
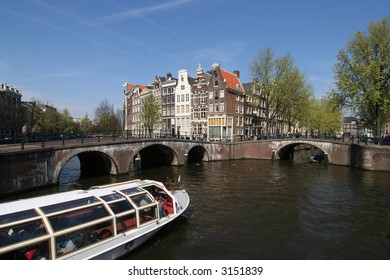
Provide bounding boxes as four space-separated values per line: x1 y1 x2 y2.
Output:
187 145 210 163
274 140 331 162
53 150 119 184
129 144 181 171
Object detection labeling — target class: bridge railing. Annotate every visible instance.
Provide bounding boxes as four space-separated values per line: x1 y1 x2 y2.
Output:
2 130 390 149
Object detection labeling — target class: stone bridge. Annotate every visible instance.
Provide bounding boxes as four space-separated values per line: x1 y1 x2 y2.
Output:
1 138 389 195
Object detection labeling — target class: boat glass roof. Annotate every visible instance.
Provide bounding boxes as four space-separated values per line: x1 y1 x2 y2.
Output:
107 200 134 214
48 205 110 231
99 193 123 202
0 209 38 226
120 187 144 195
40 197 99 214
130 193 154 207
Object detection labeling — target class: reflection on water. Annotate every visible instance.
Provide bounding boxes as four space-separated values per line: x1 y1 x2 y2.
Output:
58 157 81 190
3 158 390 259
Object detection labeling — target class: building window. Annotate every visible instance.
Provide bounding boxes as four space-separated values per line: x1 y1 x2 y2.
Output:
201 108 206 119
209 103 213 112
193 93 199 105
201 92 206 104
181 85 185 90
214 89 218 99
220 101 224 112
214 80 218 87
193 108 199 119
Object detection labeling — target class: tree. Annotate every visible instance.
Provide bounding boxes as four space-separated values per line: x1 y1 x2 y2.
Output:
249 47 313 137
80 114 93 134
140 94 160 136
278 67 313 132
30 99 61 133
330 18 390 137
59 108 75 133
306 97 343 137
94 99 122 133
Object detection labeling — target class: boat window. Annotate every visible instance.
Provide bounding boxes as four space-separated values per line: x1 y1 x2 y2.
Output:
116 213 136 234
55 220 113 258
0 209 38 226
100 193 123 202
49 205 110 232
130 193 154 207
108 200 134 214
0 240 50 260
0 220 47 248
139 206 157 225
41 197 99 214
142 184 162 196
121 187 144 195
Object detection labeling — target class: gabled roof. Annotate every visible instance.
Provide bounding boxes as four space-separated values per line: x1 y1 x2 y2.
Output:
126 83 147 93
220 69 245 94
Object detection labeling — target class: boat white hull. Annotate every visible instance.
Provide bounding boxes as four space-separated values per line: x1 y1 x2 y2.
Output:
91 226 161 260
0 180 190 260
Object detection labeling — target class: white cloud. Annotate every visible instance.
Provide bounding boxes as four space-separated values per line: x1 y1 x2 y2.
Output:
96 0 192 25
23 71 89 82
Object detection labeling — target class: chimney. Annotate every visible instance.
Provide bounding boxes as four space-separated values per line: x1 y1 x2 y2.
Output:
233 70 240 78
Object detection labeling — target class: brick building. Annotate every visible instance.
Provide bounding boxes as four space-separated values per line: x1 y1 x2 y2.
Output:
0 83 28 138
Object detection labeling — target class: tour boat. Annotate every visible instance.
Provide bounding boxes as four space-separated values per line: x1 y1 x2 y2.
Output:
0 179 190 260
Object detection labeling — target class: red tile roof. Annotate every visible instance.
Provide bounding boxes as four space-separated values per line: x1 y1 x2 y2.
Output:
220 69 244 94
126 83 134 92
126 83 147 93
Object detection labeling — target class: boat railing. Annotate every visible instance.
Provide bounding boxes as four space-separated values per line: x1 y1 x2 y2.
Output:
89 179 141 190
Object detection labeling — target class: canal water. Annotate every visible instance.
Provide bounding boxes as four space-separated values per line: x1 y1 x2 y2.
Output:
3 157 390 259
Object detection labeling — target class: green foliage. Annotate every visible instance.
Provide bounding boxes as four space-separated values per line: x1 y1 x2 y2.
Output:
29 100 85 134
94 99 122 133
250 47 313 135
330 17 390 136
306 97 343 135
140 94 160 136
30 100 61 133
80 114 93 133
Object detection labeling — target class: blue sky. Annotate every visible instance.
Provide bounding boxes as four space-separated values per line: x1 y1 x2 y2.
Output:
1 0 388 119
